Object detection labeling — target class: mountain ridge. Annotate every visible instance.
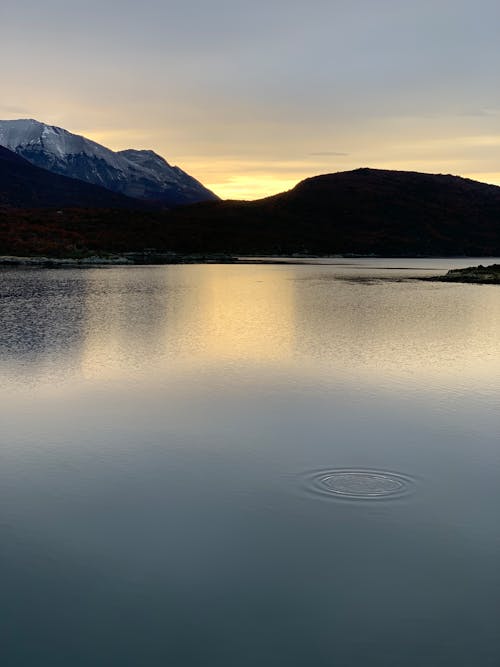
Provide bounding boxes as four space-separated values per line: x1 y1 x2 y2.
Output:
0 144 146 209
160 167 500 255
2 166 500 257
0 119 218 206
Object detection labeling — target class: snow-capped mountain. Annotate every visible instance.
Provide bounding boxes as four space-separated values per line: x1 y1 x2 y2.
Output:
0 145 145 209
0 119 218 206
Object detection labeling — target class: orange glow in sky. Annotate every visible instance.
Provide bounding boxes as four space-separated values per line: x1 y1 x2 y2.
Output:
2 1 500 200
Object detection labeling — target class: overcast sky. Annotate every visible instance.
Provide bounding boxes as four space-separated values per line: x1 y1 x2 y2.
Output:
1 0 499 199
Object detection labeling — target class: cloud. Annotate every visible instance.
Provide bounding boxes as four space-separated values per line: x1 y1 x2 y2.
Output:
0 105 32 116
309 151 349 156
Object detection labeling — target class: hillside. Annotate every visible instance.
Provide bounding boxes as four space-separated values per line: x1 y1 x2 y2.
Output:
169 168 500 256
2 168 500 257
0 119 218 206
0 146 145 209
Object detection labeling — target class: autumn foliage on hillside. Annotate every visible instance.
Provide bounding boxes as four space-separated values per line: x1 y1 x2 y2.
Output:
2 168 500 257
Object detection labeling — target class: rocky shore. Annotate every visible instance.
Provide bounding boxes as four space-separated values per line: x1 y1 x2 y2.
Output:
0 252 237 267
425 264 500 284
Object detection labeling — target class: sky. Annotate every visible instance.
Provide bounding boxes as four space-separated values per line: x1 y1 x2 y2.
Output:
1 0 500 200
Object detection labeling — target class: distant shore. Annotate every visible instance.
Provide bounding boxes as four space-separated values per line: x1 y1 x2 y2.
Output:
0 253 239 267
0 253 386 266
1 256 500 282
0 254 342 267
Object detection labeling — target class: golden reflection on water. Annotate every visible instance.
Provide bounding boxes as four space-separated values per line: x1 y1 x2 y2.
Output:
80 265 295 380
167 266 295 362
3 263 500 389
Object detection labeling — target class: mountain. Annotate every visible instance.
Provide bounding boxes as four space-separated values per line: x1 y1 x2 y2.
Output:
2 167 500 257
168 168 500 255
0 119 218 206
0 145 145 209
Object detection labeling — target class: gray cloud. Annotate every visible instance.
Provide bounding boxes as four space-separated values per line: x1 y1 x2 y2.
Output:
1 0 499 197
309 152 349 157
0 105 32 115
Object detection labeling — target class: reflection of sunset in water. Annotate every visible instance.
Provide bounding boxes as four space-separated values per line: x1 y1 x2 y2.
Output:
2 262 500 392
168 266 295 362
2 261 500 667
79 265 295 380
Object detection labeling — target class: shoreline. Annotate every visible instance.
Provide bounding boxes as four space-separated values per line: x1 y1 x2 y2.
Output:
1 256 500 282
0 253 495 266
419 264 500 285
0 253 239 267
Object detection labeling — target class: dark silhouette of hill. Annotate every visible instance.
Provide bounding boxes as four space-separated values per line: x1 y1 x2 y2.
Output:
0 146 145 209
2 167 500 257
169 168 500 255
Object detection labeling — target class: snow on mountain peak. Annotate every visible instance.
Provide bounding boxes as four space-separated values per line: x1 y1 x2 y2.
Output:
0 119 127 166
0 118 218 205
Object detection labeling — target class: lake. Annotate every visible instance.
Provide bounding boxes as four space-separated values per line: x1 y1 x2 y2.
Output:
1 258 499 666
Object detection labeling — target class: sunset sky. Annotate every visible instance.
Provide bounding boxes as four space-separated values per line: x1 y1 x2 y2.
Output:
2 0 499 200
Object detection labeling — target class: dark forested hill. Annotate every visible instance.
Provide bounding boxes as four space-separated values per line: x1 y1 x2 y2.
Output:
0 146 144 209
2 167 500 257
169 168 500 256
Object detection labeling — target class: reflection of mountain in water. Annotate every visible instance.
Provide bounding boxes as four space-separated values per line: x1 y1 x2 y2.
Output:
80 267 181 380
80 265 296 379
1 265 296 385
2 263 500 388
0 268 178 384
0 268 89 381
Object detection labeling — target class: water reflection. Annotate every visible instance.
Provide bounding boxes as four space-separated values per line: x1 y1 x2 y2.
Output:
80 267 179 379
0 268 88 383
2 261 500 390
291 268 500 384
166 265 295 362
1 260 500 666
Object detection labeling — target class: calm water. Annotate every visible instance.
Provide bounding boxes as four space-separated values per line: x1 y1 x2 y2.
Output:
1 258 500 666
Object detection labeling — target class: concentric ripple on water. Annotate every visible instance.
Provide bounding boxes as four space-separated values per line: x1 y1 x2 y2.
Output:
307 469 413 500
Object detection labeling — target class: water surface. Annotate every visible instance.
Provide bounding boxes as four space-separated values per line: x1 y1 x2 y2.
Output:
1 259 499 666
